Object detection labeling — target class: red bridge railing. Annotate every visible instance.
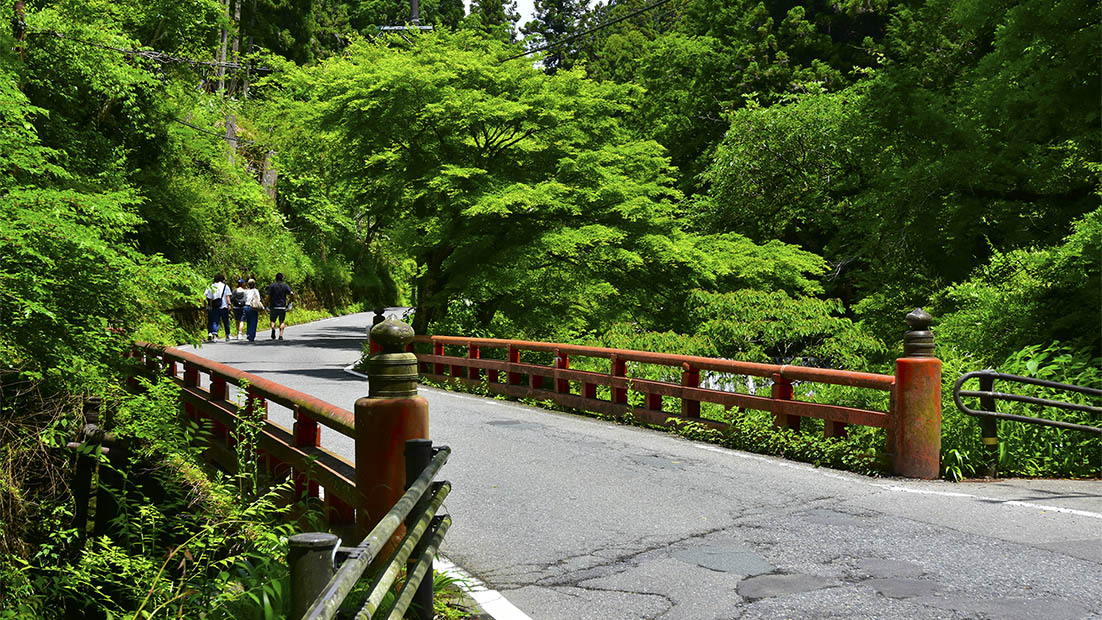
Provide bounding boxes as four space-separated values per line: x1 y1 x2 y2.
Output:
131 342 361 529
410 308 942 478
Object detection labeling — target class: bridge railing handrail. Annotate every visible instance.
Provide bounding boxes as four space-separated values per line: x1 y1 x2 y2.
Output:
410 334 897 436
134 342 355 436
416 335 896 390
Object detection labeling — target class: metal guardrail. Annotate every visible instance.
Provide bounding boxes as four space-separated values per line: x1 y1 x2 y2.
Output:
954 370 1102 433
953 369 1102 476
294 441 451 620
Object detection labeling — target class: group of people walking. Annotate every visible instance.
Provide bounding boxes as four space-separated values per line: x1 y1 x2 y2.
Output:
204 273 294 342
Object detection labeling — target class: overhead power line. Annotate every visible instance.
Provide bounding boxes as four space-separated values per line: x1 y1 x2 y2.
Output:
504 0 681 62
27 30 273 72
170 117 257 145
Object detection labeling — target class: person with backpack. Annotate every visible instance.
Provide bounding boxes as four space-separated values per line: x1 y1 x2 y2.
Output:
266 273 294 340
231 278 248 340
242 278 265 342
203 274 232 342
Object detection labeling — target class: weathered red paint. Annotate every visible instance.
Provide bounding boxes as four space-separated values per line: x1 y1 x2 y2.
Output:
611 356 627 405
771 374 800 432
353 395 429 538
681 364 700 418
468 345 481 381
555 351 570 394
892 357 942 479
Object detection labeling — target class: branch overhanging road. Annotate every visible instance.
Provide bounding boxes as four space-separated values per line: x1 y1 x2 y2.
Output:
189 312 1102 620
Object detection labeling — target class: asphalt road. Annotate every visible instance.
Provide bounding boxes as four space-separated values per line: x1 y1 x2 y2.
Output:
188 312 1102 620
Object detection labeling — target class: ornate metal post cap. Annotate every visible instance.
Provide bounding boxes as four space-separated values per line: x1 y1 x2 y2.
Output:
367 318 418 398
903 308 935 358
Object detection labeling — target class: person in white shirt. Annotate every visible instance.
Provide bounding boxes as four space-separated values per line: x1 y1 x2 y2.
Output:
242 278 266 342
204 274 232 342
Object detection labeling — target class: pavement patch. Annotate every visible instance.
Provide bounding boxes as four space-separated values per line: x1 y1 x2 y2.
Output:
856 557 927 578
735 574 838 600
865 577 941 599
671 545 772 575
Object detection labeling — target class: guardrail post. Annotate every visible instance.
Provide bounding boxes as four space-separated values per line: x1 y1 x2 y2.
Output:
71 397 102 538
892 308 941 479
681 364 700 418
978 373 998 477
355 319 429 539
288 532 339 620
405 439 435 620
771 374 800 431
555 350 569 394
612 355 627 405
507 345 522 385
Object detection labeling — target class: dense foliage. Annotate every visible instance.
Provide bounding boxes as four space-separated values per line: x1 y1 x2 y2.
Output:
1 0 1098 614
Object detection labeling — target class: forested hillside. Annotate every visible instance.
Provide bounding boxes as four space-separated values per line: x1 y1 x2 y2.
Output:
1 0 1098 615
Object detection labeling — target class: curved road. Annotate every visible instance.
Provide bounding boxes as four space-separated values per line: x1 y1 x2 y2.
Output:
189 312 1102 620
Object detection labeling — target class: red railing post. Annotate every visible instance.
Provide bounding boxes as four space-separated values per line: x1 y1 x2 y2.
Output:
164 358 177 378
646 389 662 412
507 345 522 385
209 374 229 441
555 351 569 394
468 344 480 381
892 309 941 479
125 348 140 391
182 362 199 422
355 319 429 540
825 420 848 438
682 363 700 418
450 345 464 379
292 405 320 500
612 355 627 405
771 374 800 432
433 341 445 376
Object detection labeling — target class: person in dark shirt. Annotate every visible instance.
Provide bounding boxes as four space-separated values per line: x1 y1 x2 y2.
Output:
266 273 294 340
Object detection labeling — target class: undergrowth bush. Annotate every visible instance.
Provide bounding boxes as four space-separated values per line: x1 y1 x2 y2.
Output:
0 376 301 619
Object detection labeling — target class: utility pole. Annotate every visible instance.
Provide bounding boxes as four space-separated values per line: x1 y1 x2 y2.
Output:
380 0 433 31
12 0 26 62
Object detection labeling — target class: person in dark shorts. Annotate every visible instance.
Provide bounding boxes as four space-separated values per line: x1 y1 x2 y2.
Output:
266 273 294 340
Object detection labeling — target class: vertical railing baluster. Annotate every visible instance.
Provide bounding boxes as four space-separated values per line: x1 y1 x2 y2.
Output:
292 404 321 500
468 344 480 381
612 355 627 405
555 350 569 394
507 345 521 386
771 374 800 432
433 341 445 376
681 363 700 418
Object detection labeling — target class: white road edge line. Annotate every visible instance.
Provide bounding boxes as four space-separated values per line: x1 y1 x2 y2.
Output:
341 362 533 620
693 443 1102 519
435 555 533 620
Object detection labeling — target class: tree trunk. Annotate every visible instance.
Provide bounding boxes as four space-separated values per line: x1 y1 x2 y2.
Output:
229 0 241 95
216 0 229 93
412 249 450 335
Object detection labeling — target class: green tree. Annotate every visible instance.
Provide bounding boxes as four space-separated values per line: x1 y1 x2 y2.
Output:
521 0 586 73
271 31 715 336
